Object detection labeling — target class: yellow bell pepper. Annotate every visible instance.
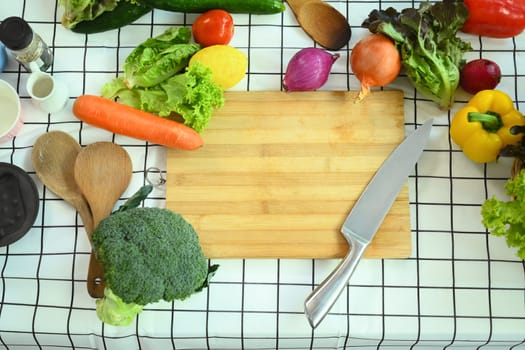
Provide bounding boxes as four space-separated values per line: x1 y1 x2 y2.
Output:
450 90 525 163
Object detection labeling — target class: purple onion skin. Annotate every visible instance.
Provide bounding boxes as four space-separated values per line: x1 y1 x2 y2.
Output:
283 48 340 91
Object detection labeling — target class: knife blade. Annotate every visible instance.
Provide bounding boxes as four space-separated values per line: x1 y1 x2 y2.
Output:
304 118 433 328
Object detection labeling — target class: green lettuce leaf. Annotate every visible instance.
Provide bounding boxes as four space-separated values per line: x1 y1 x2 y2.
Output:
60 0 124 28
102 62 224 133
123 27 200 88
362 0 471 109
481 170 525 259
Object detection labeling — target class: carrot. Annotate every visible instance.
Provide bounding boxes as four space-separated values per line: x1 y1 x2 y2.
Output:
73 95 203 150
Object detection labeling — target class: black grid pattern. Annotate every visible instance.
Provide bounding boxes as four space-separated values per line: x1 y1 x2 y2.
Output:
0 0 524 349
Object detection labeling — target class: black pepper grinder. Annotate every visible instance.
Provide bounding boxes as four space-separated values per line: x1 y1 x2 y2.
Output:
0 16 54 72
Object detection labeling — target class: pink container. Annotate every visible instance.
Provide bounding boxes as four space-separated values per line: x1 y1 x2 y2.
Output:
0 79 22 143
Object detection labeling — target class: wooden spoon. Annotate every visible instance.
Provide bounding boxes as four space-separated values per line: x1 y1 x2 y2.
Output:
32 131 94 233
74 142 132 298
287 0 351 51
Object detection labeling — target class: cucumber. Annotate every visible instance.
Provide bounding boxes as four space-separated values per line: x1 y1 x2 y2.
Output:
71 1 153 34
142 0 285 14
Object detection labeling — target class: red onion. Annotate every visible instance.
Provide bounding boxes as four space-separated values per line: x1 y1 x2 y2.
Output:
460 58 501 94
283 48 339 91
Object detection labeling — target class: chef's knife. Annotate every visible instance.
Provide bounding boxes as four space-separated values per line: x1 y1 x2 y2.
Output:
304 118 433 328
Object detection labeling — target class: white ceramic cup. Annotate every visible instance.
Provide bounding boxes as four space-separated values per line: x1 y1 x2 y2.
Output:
0 79 23 143
26 63 68 114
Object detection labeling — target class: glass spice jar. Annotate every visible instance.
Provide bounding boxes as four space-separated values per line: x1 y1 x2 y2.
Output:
0 16 54 72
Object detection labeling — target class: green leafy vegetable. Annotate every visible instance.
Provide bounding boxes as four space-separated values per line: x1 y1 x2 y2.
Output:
60 0 136 28
481 170 525 259
101 27 224 133
362 0 471 109
122 27 199 88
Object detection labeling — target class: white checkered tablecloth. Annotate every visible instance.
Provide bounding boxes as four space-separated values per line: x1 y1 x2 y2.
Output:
0 1 524 349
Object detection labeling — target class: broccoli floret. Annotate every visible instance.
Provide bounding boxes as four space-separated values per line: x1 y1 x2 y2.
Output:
91 206 213 325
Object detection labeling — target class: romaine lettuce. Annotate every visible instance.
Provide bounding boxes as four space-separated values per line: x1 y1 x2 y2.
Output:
123 27 200 88
60 0 125 28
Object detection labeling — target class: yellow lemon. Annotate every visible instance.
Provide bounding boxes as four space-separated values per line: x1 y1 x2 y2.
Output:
189 45 247 90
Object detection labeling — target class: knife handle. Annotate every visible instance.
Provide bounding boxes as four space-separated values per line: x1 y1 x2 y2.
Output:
304 235 367 328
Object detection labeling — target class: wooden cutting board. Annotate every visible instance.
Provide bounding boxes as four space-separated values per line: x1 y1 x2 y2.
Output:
166 90 410 259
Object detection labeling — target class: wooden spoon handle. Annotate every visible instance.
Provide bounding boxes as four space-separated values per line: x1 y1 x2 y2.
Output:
87 252 106 298
76 199 106 298
87 216 107 299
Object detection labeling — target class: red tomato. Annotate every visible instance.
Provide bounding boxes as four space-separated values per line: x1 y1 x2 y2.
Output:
192 9 234 47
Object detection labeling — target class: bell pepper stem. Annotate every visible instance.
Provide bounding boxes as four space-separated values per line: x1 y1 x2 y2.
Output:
467 111 502 133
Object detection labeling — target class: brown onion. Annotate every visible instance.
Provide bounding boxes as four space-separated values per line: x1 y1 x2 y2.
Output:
283 48 339 91
350 34 401 100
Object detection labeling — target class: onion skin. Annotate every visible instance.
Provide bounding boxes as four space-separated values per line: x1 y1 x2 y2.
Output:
350 33 401 100
283 48 340 91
